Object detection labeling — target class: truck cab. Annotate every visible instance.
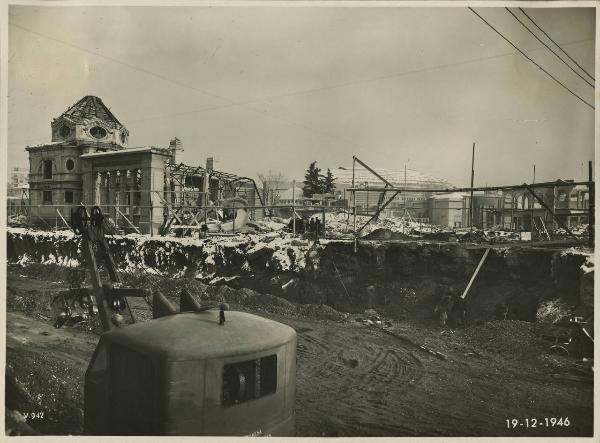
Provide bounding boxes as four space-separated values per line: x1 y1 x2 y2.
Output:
84 310 296 436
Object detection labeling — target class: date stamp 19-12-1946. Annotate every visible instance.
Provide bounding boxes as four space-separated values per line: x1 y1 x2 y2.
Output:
506 417 571 429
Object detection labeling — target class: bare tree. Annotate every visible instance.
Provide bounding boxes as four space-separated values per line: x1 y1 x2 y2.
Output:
257 170 287 205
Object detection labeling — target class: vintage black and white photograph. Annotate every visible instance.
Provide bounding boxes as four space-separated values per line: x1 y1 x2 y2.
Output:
3 1 596 438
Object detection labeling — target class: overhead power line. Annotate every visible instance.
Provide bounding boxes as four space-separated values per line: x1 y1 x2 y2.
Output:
505 7 594 88
519 7 595 82
9 21 362 151
468 7 594 110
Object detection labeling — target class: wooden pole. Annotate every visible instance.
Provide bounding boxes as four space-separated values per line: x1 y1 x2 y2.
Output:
461 248 490 300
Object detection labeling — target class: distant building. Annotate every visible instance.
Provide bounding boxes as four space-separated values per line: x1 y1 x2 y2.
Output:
333 165 453 218
492 182 589 231
276 186 306 206
7 167 29 198
432 183 590 231
428 192 469 228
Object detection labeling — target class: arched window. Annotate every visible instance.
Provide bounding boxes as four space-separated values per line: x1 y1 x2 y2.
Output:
523 195 529 209
43 160 53 179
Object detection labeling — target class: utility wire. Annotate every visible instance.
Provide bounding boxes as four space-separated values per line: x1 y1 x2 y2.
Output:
9 22 229 104
505 7 594 88
9 21 364 152
8 35 594 147
468 7 594 110
519 7 595 82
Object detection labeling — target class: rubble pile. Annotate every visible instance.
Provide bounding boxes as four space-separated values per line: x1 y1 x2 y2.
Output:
121 272 348 322
7 214 28 228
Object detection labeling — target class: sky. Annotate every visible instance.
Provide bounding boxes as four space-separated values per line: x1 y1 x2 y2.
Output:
6 5 596 187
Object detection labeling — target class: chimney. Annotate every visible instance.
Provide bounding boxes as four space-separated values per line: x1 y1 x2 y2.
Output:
169 137 183 164
206 157 214 171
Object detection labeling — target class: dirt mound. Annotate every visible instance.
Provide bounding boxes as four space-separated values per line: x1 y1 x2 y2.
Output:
296 303 347 321
465 320 546 359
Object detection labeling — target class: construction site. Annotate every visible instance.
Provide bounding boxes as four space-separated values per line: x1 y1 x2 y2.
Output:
5 5 595 439
5 96 595 437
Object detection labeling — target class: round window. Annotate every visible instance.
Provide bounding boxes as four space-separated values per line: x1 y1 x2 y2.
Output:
59 126 71 137
66 159 75 171
90 126 107 139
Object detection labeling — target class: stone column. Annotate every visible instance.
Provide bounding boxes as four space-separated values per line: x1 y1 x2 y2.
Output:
94 171 102 206
110 171 118 221
139 154 167 235
80 159 94 206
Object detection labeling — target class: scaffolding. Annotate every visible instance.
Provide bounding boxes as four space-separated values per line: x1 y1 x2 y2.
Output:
160 162 265 235
348 156 595 251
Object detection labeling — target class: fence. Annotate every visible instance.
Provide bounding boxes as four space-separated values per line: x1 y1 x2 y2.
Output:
7 203 351 238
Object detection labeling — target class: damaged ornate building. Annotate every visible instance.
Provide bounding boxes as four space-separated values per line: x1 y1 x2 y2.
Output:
25 96 260 234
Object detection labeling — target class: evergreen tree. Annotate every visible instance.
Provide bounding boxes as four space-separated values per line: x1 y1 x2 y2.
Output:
303 161 322 197
321 168 336 194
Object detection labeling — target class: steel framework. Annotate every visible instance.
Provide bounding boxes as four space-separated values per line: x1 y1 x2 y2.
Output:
160 162 265 235
349 156 595 250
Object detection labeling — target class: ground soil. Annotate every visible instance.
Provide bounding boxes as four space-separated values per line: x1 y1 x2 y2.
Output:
5 264 593 437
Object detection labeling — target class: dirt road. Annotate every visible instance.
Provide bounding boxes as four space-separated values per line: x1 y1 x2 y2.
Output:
5 269 593 437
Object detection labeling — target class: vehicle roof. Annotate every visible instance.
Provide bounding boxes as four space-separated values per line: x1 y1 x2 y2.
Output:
102 310 296 361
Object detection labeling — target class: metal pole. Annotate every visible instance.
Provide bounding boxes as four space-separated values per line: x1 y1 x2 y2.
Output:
292 180 296 237
403 164 406 234
589 160 594 248
461 248 490 300
356 191 401 235
470 142 475 230
322 200 326 239
353 155 393 187
352 157 357 253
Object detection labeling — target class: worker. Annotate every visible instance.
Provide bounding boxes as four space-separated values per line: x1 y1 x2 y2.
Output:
449 295 468 328
434 293 454 328
199 223 209 239
219 302 229 325
314 217 322 239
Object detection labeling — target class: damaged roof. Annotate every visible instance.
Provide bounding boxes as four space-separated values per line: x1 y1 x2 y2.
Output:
58 95 125 130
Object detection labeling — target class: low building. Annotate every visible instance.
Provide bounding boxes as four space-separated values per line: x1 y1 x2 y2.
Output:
428 192 469 228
